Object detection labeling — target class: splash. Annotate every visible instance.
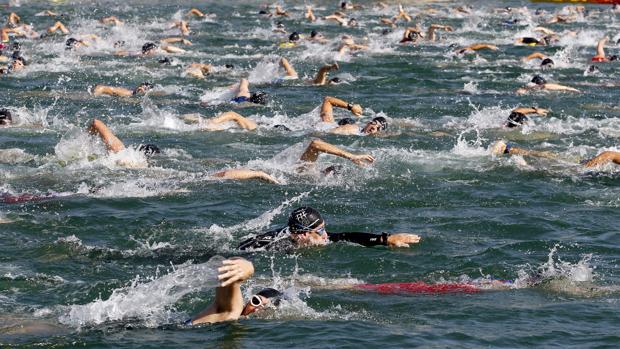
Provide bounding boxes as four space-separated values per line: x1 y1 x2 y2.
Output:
59 256 224 328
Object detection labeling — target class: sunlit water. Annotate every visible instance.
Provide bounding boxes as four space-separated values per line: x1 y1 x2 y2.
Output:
1 0 619 347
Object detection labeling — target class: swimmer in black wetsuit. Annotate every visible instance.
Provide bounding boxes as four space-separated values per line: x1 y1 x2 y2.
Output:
238 206 421 251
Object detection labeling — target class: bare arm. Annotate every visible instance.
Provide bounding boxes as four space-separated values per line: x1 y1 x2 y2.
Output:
320 96 362 122
186 8 205 17
313 63 338 85
595 37 608 58
93 85 134 97
191 258 254 325
584 151 620 168
279 57 298 78
236 78 251 98
521 52 546 62
213 169 279 183
543 83 580 93
88 119 125 153
161 37 192 45
512 107 548 116
426 24 453 42
206 111 257 130
300 139 374 166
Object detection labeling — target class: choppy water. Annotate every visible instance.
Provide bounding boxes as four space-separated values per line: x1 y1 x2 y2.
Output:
1 0 620 347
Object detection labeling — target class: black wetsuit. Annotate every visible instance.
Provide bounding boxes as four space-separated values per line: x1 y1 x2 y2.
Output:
237 227 390 251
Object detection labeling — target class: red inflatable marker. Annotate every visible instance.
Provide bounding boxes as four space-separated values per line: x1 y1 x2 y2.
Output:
354 282 481 294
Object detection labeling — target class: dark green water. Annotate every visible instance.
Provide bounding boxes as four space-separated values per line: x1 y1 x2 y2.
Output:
1 0 619 347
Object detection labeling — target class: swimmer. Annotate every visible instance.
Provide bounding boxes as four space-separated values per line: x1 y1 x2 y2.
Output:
338 35 368 55
400 24 453 44
0 108 12 127
455 43 498 55
230 78 268 105
100 16 123 26
591 37 618 63
320 96 362 122
92 82 154 97
181 111 257 131
521 52 555 69
516 75 580 94
504 107 548 128
584 151 620 168
238 206 421 250
275 5 289 17
516 37 548 47
305 6 316 22
308 29 327 44
187 257 280 324
313 63 339 85
169 20 190 36
115 42 184 56
329 116 388 136
185 63 212 79
7 12 20 26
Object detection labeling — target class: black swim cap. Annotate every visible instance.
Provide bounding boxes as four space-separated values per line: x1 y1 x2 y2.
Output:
588 65 600 73
372 116 388 131
330 77 342 84
288 207 324 233
11 42 21 51
541 58 554 67
65 38 79 50
158 57 172 65
310 29 318 38
256 288 283 306
276 22 285 29
0 108 12 125
273 124 291 131
381 29 392 36
341 2 347 9
13 56 26 66
249 92 268 105
259 10 269 15
408 31 419 40
138 144 160 156
521 37 540 45
289 32 300 42
531 75 546 85
337 117 356 126
142 42 158 54
506 111 528 128
225 64 234 69
609 55 619 61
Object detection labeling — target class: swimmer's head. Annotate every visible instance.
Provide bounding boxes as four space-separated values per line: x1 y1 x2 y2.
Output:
241 288 283 316
249 92 268 105
0 108 12 126
65 37 79 50
541 58 554 69
348 18 358 26
407 31 420 41
273 124 291 131
258 10 269 15
322 164 343 176
490 140 508 155
141 42 158 55
288 206 324 234
133 82 154 95
531 75 546 86
138 144 160 157
337 117 356 126
12 56 26 69
362 116 388 135
158 57 172 65
113 40 126 48
505 111 529 128
310 29 319 38
587 65 600 74
276 22 285 29
609 55 619 61
225 64 234 69
329 77 342 84
289 32 300 42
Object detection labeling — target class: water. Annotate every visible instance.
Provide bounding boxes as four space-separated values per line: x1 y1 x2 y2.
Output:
1 0 620 347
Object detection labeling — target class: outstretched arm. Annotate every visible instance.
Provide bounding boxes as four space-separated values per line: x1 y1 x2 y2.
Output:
457 43 498 54
320 96 362 122
543 83 580 93
206 111 257 130
584 151 620 168
300 139 374 166
236 78 251 98
88 119 125 153
305 6 316 22
328 232 421 247
190 258 254 325
521 52 547 62
426 24 453 42
213 169 279 183
186 8 205 17
512 107 548 116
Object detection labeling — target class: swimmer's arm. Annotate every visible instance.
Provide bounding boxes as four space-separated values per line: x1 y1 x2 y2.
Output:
213 169 279 184
88 119 125 153
161 44 185 53
48 21 69 34
521 52 546 62
426 24 453 42
534 27 555 35
279 57 298 78
100 16 123 25
186 8 205 17
313 63 338 85
584 151 620 168
161 37 192 45
206 111 257 130
300 139 374 166
93 85 133 97
512 107 548 116
508 147 556 160
320 96 362 122
328 232 421 247
191 258 253 325
543 83 580 93
596 37 608 58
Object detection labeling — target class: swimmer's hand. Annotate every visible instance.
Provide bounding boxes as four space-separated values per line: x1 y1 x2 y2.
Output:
350 104 363 117
387 233 421 247
349 154 375 166
218 258 254 287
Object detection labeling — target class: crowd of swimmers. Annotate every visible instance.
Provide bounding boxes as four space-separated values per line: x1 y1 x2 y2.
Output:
2 1 620 326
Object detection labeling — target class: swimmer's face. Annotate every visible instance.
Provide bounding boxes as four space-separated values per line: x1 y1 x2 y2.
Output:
362 121 381 135
241 294 272 316
290 223 328 247
11 59 24 71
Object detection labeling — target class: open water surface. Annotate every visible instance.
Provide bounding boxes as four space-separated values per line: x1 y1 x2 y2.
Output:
1 0 619 348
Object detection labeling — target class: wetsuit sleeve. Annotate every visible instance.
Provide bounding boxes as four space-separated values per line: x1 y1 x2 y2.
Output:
237 228 285 250
327 232 389 247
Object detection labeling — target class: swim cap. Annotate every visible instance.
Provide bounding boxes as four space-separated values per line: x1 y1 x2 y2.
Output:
372 116 388 131
138 144 160 156
609 55 619 61
310 29 318 38
338 117 356 126
258 10 269 15
141 42 158 54
273 124 291 131
225 64 234 69
276 22 285 29
288 207 324 233
13 56 26 66
506 111 528 128
11 50 20 59
158 57 172 65
348 18 358 26
587 65 600 74
249 92 268 105
11 42 21 51
256 288 283 299
531 75 546 85
521 37 540 45
65 38 79 50
408 31 419 41
341 2 347 9
289 32 300 42
330 77 342 84
541 58 554 68
0 108 12 125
